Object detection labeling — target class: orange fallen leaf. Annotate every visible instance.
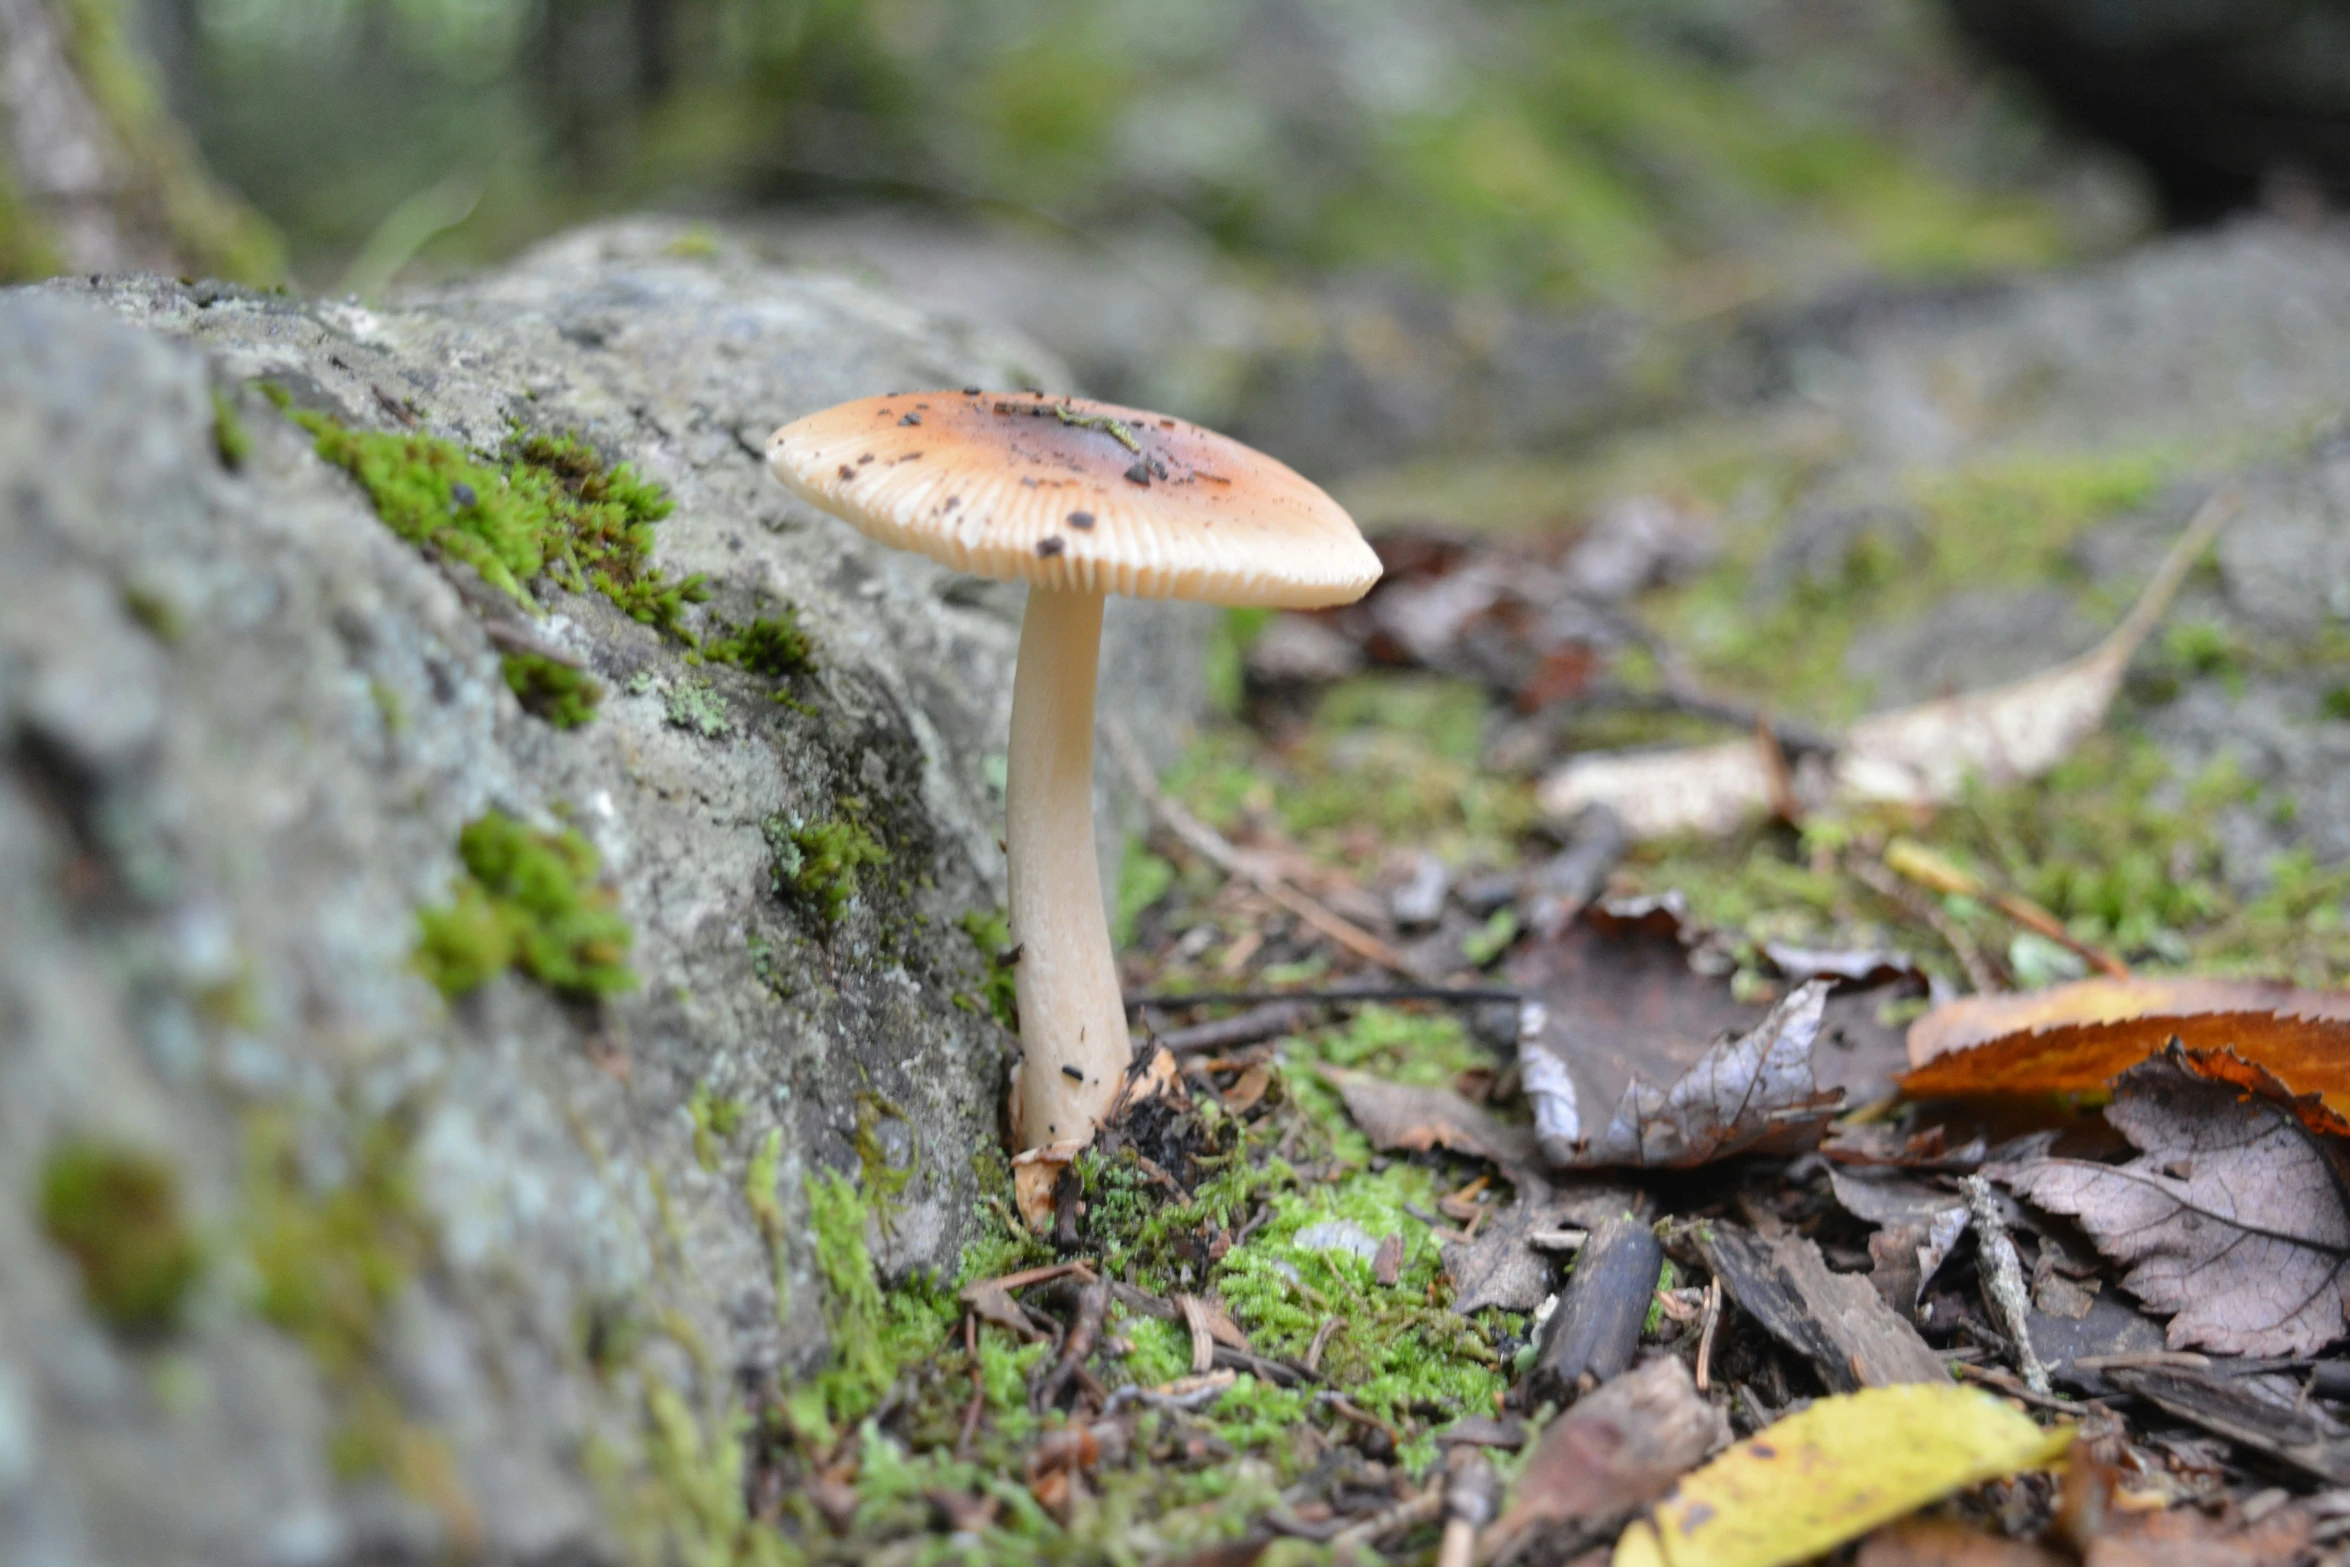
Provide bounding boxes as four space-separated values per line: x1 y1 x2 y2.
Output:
1901 976 2350 1136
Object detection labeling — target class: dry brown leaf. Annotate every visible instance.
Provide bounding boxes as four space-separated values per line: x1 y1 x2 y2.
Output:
1321 1066 1540 1167
1903 976 2350 1136
2002 1049 2350 1357
1539 491 2230 839
2082 1503 2313 1567
1856 1519 2067 1567
1523 979 1841 1169
1481 1357 1729 1566
1441 1180 1638 1316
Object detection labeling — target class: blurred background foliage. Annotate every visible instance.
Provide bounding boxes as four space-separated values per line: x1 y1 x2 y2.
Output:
133 0 2141 306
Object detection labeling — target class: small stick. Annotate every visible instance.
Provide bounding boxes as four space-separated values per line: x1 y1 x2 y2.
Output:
1104 717 1416 975
1950 1358 2076 1413
1853 856 2002 995
1306 1317 1343 1374
1962 1176 2052 1395
956 1312 984 1459
1886 839 2128 980
1130 983 1523 1014
1695 1277 1722 1392
1528 1229 1588 1253
1330 1488 1444 1562
1438 1451 1501 1567
1032 1277 1110 1412
1152 1001 1316 1055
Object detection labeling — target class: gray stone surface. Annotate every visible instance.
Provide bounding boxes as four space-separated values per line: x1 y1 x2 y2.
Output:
0 219 1206 1565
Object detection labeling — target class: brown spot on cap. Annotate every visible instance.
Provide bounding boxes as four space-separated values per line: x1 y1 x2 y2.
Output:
899 412 921 425
857 453 874 464
764 390 1381 607
837 464 856 481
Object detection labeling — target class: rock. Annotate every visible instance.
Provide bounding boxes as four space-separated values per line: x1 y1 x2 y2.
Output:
0 219 1207 1564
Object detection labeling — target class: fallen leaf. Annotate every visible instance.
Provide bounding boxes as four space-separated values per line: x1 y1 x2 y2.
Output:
1322 1066 1540 1167
1687 1222 1950 1391
961 1281 1045 1341
1524 980 1841 1169
1482 1357 1730 1566
1443 1180 1639 1316
1855 1519 2067 1567
1829 1168 1970 1313
1011 1139 1084 1231
2002 1049 2350 1357
2082 1498 2313 1567
1544 493 2230 839
1903 975 2350 1137
1611 1385 2074 1567
2097 1360 2350 1484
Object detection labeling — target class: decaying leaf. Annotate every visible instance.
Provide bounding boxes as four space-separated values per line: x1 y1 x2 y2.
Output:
1525 980 1840 1169
2002 1049 2350 1358
1903 975 2350 1137
1443 1179 1638 1316
1856 1519 2067 1567
2079 1493 2314 1567
1611 1385 2073 1567
2097 1361 2350 1484
1322 1066 1539 1167
1482 1357 1730 1566
1543 492 2229 839
1687 1222 1949 1391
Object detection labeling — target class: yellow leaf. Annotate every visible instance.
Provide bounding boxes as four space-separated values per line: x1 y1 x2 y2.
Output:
1612 1385 2073 1567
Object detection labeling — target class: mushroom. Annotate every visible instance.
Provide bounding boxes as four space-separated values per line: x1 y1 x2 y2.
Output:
766 389 1380 1154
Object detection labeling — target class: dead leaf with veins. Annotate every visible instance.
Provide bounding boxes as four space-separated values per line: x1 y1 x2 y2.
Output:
1441 1178 1639 1316
2003 1048 2350 1358
1904 975 2350 1138
1523 979 1841 1170
1540 490 2231 839
1321 1066 1539 1168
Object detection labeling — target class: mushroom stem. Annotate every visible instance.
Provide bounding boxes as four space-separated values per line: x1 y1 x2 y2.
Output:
1005 583 1132 1149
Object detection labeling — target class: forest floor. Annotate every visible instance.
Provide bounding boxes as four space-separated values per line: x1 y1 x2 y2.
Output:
744 335 2350 1567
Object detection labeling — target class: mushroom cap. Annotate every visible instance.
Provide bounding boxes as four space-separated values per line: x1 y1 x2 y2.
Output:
767 389 1382 608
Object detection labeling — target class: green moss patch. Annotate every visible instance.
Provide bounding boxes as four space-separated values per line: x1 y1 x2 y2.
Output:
956 909 1019 1030
703 612 817 679
295 412 709 636
38 1139 204 1336
415 810 636 998
501 651 603 729
767 813 889 926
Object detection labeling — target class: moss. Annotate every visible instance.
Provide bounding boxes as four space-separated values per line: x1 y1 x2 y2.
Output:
1657 447 2178 721
38 1139 203 1336
958 909 1019 1030
295 412 708 635
414 810 636 999
688 1086 746 1173
502 652 603 729
703 612 817 679
768 814 889 927
210 390 250 470
121 583 186 643
803 1170 962 1431
238 1108 472 1532
599 1382 799 1567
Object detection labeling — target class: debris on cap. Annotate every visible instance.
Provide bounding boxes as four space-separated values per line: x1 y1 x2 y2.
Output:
768 390 1381 607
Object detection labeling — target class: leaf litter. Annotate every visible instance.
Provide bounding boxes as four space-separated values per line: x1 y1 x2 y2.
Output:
756 467 2350 1567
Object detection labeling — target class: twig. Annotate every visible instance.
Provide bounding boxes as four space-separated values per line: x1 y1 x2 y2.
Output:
1131 982 1522 1015
1150 1001 1316 1055
1886 839 2127 980
1853 856 2001 995
1031 1277 1110 1413
1306 1317 1343 1374
1104 717 1416 976
956 1313 984 1459
1695 1277 1722 1393
1950 1358 2077 1413
1330 1487 1445 1562
1962 1176 2052 1395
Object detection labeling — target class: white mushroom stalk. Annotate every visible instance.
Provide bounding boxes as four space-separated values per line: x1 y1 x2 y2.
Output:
1004 584 1129 1145
766 388 1380 1162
